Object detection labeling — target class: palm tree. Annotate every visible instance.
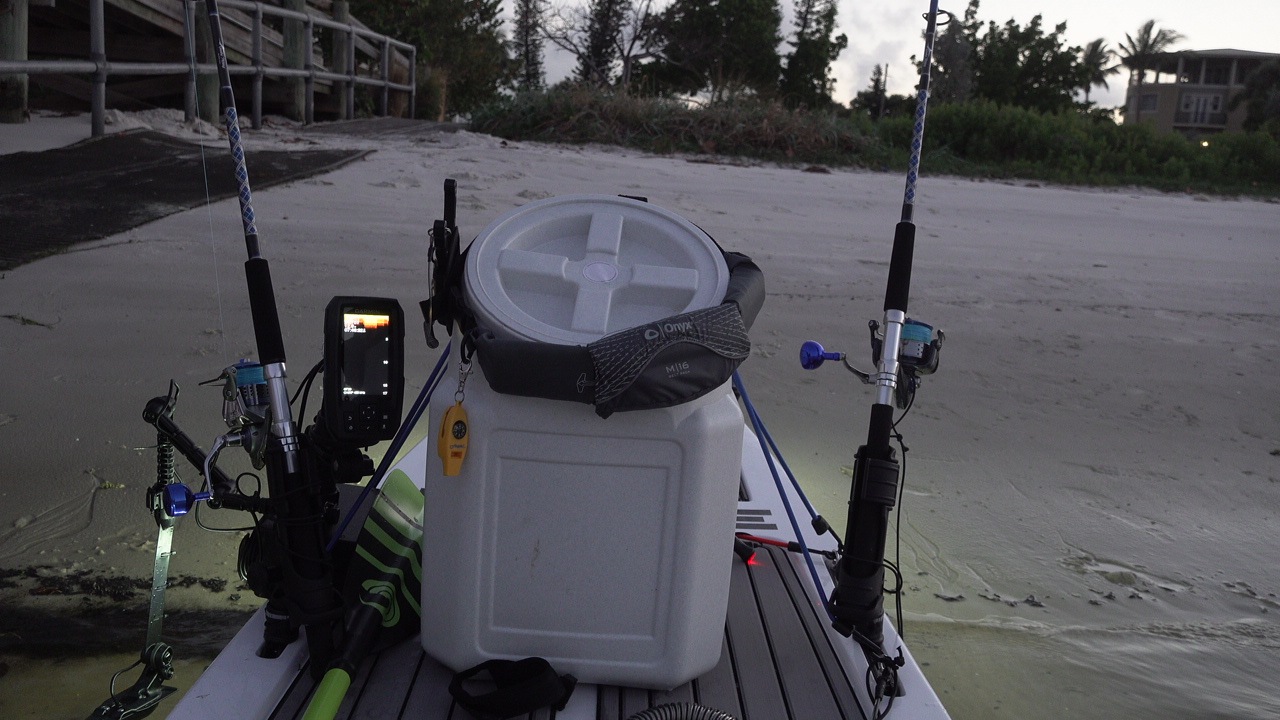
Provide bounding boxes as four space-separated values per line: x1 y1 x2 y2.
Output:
1080 38 1120 105
1118 20 1184 120
1228 59 1280 135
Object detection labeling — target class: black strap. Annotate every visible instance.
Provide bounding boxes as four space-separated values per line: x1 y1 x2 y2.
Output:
587 302 750 417
464 251 763 413
448 657 577 719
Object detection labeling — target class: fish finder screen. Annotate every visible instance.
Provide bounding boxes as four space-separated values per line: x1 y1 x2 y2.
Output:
324 296 403 444
341 311 392 398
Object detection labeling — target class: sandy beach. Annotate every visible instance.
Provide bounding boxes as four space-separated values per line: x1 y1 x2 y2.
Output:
2 110 1278 719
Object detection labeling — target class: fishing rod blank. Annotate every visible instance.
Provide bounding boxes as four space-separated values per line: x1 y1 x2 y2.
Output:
827 0 942 689
203 0 343 669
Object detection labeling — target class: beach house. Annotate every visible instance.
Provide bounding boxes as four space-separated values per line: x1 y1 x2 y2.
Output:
1122 48 1280 137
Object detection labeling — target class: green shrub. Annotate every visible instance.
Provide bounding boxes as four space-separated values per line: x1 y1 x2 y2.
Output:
468 87 1280 196
472 85 879 166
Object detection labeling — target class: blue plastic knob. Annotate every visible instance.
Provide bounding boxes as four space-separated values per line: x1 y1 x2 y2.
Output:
162 484 212 517
800 341 842 370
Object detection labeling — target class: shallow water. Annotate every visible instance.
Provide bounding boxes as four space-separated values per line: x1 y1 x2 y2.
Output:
909 618 1280 720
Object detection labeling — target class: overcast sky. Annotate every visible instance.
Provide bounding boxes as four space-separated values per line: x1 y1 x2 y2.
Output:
538 0 1280 109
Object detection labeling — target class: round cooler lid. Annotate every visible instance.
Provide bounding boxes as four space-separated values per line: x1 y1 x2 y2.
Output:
464 195 730 345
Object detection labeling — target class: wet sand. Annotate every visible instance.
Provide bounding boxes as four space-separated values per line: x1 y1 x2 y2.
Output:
1 110 1278 718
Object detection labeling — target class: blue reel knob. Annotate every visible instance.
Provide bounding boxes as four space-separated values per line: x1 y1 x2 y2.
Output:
800 341 843 370
162 484 212 517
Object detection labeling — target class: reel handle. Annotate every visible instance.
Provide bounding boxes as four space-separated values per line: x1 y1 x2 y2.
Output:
800 340 844 370
162 484 212 517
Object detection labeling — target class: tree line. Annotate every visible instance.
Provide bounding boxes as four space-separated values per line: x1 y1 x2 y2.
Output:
352 0 849 119
355 0 1279 138
853 2 1177 118
853 1 1279 137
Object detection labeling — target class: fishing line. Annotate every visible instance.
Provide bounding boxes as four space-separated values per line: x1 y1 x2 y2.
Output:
105 657 144 702
185 16 233 366
200 166 232 367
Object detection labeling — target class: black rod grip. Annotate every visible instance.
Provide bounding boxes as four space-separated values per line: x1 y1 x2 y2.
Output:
883 221 915 313
865 401 895 457
444 179 457 226
245 257 287 364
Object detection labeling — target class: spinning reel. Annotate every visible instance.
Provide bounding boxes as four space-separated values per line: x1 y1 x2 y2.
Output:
800 318 944 409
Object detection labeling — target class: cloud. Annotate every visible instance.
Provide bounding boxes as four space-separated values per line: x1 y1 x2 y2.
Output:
834 2 925 103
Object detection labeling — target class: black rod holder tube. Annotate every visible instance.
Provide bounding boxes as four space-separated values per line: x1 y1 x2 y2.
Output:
830 404 899 646
265 441 343 674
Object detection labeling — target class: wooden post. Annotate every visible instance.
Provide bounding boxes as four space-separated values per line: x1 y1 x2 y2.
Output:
89 0 105 135
302 15 313 123
1 0 30 123
378 37 388 117
193 0 217 123
183 0 197 122
332 0 349 120
251 3 261 128
283 0 306 121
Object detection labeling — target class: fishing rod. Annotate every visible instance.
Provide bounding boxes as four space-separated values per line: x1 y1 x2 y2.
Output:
91 8 424 714
201 0 343 666
804 0 947 705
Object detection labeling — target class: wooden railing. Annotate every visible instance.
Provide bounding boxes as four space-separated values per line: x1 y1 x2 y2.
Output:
0 0 416 136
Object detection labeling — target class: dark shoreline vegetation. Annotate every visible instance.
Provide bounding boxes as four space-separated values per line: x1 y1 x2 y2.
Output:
471 87 1280 198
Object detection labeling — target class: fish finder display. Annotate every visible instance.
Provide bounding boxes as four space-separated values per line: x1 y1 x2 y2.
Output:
340 312 392 397
323 297 404 445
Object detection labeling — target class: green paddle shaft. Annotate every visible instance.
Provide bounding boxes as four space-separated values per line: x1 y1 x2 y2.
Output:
300 469 424 720
302 668 352 720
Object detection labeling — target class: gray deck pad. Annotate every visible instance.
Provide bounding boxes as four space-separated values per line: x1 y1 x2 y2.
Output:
268 544 871 720
0 129 366 270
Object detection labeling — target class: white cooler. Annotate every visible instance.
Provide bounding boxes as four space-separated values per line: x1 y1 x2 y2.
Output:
421 195 744 689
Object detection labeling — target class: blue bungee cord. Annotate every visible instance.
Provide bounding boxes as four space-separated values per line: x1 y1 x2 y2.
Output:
732 371 835 619
756 401 839 549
